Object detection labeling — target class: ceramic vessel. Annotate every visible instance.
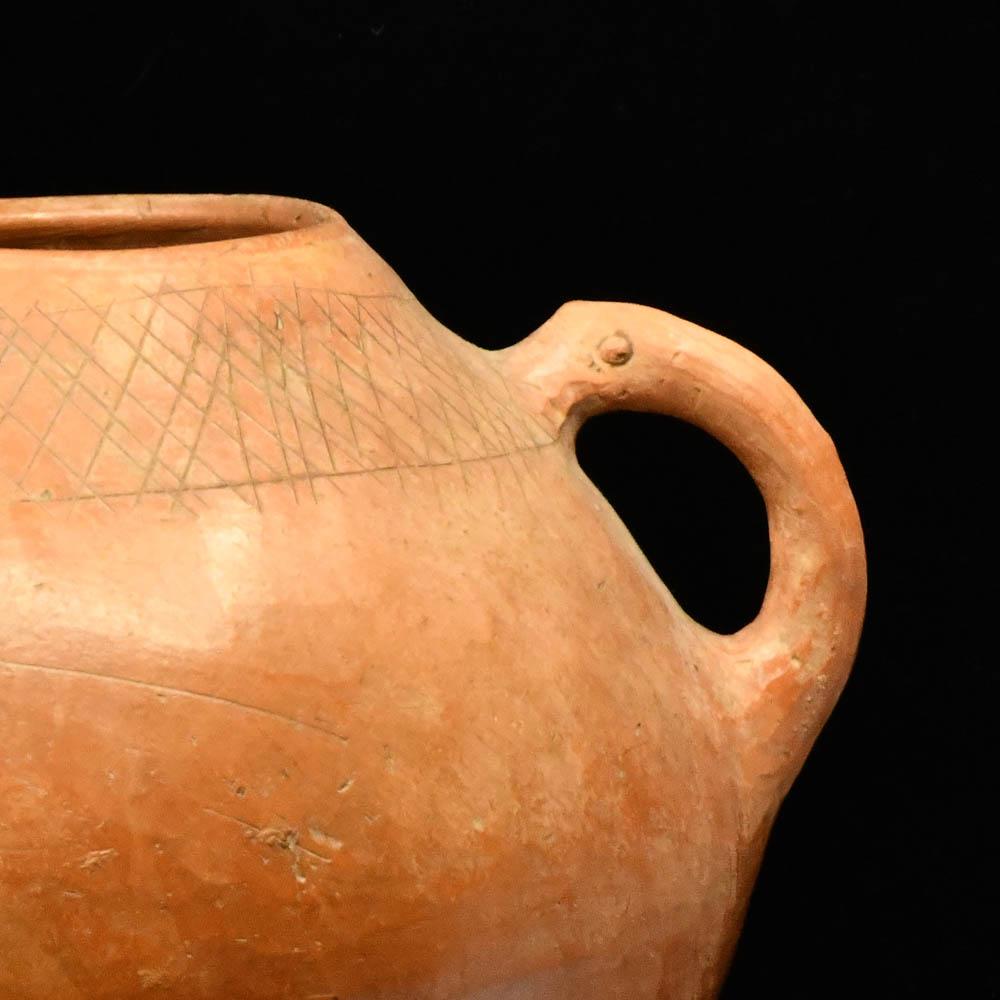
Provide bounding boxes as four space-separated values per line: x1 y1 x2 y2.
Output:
0 195 866 999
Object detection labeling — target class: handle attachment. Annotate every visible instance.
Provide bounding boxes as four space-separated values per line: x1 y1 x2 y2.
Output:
499 301 867 833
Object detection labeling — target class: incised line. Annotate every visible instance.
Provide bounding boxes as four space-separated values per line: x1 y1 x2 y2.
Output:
0 658 351 745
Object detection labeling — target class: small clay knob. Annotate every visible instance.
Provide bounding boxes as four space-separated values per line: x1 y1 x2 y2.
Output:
597 332 634 366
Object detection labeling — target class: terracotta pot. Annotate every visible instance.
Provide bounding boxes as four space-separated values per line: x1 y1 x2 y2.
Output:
0 195 866 999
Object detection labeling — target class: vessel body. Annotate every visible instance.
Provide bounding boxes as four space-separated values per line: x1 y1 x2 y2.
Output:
0 195 866 999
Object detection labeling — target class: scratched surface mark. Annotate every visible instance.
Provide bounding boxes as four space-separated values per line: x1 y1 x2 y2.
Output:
0 280 555 512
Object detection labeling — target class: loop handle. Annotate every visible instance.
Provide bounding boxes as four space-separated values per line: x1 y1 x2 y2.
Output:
499 301 867 831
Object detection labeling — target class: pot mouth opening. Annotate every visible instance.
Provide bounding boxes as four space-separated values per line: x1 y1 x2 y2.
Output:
0 194 338 251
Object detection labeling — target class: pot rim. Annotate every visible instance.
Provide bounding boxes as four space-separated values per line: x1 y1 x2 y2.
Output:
0 193 344 261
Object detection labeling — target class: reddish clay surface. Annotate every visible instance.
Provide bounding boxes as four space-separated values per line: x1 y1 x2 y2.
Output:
0 195 866 998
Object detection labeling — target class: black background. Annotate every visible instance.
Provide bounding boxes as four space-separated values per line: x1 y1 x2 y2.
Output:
2 2 994 996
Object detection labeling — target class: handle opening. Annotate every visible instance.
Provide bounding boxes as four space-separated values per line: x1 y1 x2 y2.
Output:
575 409 769 635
